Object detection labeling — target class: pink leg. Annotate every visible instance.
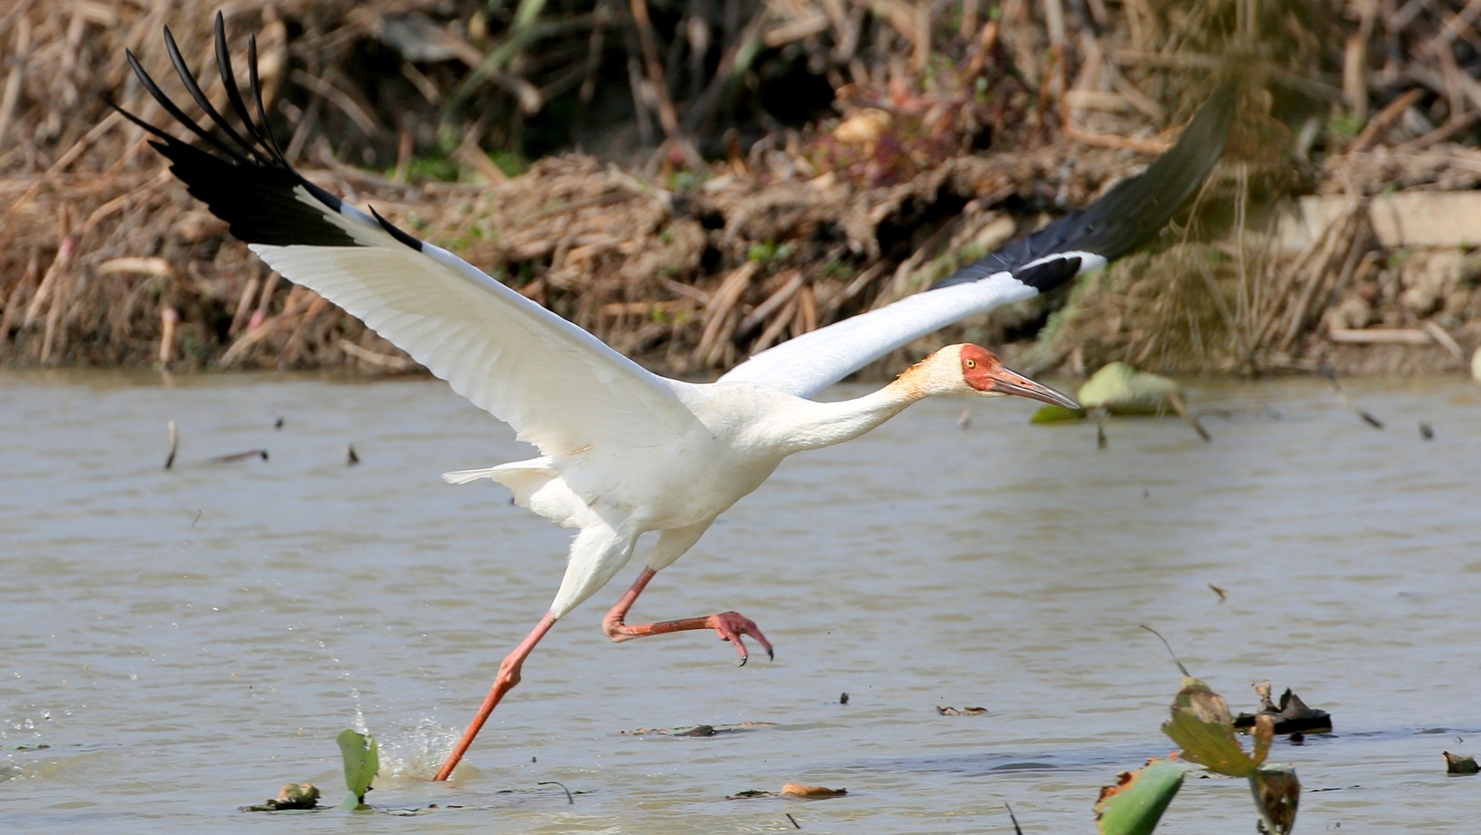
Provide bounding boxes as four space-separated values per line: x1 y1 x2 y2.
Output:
601 567 774 665
433 613 556 781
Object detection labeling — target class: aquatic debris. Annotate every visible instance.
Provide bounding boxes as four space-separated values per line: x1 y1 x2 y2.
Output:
1095 757 1190 835
619 722 775 737
1233 681 1333 735
839 692 849 705
1208 584 1227 603
781 784 847 799
935 705 989 715
336 729 378 809
243 783 321 812
347 444 360 465
1444 751 1479 775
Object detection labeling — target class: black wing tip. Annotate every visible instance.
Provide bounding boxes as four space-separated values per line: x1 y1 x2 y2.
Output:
115 17 365 248
369 206 425 252
929 85 1235 294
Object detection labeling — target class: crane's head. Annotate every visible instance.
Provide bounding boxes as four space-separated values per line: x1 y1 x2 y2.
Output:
956 344 1080 409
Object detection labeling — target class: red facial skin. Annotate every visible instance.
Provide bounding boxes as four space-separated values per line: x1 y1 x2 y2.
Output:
959 344 1079 409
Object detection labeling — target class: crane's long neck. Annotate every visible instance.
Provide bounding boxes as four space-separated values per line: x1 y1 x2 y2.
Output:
764 360 950 456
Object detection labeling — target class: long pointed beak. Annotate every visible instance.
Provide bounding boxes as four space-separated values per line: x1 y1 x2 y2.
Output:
989 367 1081 410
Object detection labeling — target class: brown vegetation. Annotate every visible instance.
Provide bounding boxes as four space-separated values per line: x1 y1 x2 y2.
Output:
2 1 1480 378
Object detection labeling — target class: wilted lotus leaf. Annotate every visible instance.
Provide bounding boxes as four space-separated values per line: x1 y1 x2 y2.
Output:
781 784 848 799
1249 764 1300 834
1094 758 1191 835
1078 362 1181 414
1162 677 1261 777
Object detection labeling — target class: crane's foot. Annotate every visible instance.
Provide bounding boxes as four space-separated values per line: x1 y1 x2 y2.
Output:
707 611 773 666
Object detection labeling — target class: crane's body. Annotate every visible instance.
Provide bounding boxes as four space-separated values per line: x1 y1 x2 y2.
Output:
112 14 1233 782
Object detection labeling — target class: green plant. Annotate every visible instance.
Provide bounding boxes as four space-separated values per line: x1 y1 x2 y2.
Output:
336 729 379 810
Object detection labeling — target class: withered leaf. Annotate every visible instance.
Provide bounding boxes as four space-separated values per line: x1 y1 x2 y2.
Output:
1162 677 1260 777
781 784 848 799
936 706 989 716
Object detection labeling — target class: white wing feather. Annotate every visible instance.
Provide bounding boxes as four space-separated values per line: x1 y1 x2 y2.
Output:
251 188 697 455
718 270 1048 398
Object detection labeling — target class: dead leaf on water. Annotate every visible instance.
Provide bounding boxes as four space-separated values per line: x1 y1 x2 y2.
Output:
781 784 848 799
936 706 989 715
1444 751 1480 774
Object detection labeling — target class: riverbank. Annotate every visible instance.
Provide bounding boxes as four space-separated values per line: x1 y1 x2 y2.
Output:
3 1 1479 380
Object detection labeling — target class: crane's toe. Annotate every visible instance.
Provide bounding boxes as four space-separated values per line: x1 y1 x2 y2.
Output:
707 611 773 665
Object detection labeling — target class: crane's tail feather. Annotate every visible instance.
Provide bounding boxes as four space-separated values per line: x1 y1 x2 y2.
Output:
442 467 509 485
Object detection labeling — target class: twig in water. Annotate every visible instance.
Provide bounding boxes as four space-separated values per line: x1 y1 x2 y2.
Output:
347 444 360 465
212 449 269 463
537 781 574 805
1140 624 1190 677
1322 365 1384 428
1167 392 1212 442
1005 802 1023 835
164 420 178 470
786 812 801 829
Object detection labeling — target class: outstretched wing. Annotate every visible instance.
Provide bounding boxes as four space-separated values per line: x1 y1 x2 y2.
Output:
114 14 697 455
719 86 1235 398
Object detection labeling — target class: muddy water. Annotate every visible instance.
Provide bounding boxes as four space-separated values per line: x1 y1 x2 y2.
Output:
2 369 1479 833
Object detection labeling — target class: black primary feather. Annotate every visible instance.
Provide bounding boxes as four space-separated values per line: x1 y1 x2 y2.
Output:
109 13 427 251
931 85 1235 292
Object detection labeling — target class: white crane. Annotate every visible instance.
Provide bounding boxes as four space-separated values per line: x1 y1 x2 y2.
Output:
113 15 1232 781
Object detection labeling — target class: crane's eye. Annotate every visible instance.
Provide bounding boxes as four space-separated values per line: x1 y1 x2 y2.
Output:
964 358 976 369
